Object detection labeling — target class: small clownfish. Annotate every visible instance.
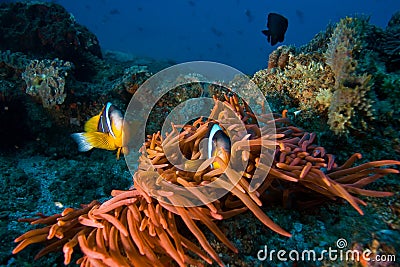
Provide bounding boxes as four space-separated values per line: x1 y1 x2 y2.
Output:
207 123 231 169
71 102 125 159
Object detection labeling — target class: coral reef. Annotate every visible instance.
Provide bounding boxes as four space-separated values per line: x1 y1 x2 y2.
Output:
22 58 74 108
267 45 295 70
112 65 152 99
0 1 171 153
324 17 375 135
0 50 31 71
12 96 400 266
0 2 101 80
0 47 164 155
253 15 400 150
252 49 335 117
379 11 400 72
1 1 399 266
299 23 335 54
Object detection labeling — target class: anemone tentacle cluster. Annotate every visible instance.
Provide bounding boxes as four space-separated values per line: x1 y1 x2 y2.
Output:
13 95 400 266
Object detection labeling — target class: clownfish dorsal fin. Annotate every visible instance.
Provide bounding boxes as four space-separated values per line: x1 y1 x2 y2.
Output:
84 114 101 132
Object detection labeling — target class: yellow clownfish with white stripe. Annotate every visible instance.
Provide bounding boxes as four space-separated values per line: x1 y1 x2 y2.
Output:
207 123 231 169
71 102 125 159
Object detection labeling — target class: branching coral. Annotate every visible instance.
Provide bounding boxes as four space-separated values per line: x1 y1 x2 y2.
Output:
22 58 73 108
12 95 400 266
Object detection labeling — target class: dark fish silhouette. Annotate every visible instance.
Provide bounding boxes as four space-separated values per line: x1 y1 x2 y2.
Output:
109 9 120 15
262 13 288 46
296 9 304 24
211 27 223 37
244 9 254 22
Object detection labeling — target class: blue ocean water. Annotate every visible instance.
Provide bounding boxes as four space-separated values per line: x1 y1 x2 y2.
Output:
10 0 400 74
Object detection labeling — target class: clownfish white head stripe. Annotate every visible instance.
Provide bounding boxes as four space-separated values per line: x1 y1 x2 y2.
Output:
207 123 231 168
97 102 123 138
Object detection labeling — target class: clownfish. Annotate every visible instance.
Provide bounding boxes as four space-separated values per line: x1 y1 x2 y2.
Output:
71 102 125 159
207 123 231 169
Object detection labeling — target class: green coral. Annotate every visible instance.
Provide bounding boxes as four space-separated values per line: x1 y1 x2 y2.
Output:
22 58 73 108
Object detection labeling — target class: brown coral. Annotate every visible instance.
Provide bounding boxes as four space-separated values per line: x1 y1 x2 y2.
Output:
324 17 375 134
12 95 400 266
253 50 335 115
267 46 295 69
255 17 378 135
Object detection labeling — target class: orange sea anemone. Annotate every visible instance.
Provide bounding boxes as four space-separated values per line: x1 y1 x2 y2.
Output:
12 94 400 266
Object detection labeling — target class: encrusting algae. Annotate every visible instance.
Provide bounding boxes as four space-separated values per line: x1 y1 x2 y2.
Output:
324 17 375 135
12 95 400 266
252 47 335 117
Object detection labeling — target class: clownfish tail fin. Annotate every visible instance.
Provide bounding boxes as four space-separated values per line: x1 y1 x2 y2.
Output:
71 133 94 152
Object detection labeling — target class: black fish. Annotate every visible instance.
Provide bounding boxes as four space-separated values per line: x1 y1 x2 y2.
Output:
262 13 288 46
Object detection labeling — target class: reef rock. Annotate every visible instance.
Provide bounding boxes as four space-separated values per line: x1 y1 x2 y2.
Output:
0 2 102 80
